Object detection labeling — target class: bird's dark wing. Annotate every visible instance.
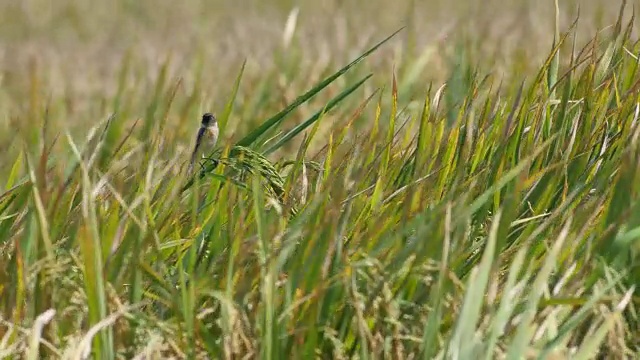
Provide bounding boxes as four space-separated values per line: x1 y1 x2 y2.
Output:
190 127 207 165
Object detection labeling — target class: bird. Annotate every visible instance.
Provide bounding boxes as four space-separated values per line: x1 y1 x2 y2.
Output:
188 112 219 175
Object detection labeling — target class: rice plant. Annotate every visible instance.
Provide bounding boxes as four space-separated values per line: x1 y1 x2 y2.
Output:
0 0 639 359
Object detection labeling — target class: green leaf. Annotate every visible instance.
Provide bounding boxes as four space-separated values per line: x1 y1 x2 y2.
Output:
263 74 372 156
234 28 403 149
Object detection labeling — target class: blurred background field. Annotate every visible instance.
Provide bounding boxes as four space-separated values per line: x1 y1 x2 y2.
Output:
0 0 633 171
1 0 640 358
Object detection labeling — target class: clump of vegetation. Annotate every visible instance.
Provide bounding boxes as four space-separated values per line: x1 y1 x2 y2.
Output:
0 1 639 359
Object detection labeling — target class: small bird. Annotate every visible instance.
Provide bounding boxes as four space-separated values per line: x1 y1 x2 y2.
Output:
188 112 219 175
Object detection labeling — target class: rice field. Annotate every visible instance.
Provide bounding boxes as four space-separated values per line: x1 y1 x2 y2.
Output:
0 0 639 358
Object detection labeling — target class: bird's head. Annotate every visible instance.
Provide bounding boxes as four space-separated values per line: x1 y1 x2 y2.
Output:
201 113 217 127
